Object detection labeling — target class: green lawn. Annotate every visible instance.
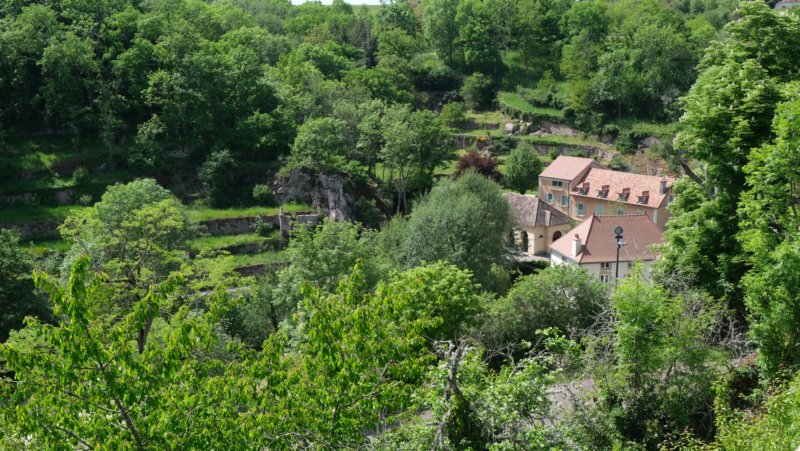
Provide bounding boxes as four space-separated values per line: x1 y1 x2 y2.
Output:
0 136 104 173
228 249 291 268
186 203 310 222
25 238 71 255
609 119 677 139
457 130 612 150
0 202 311 224
0 169 134 195
0 205 89 223
188 232 276 252
465 110 507 125
497 92 565 120
501 52 555 89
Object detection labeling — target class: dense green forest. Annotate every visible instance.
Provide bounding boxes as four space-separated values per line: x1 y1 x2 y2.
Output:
3 0 800 448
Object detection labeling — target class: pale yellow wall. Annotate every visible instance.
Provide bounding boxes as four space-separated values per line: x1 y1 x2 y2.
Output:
519 223 574 255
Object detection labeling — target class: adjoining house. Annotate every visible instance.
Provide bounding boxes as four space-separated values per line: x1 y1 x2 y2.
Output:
549 214 664 284
570 168 675 228
505 193 572 256
539 156 675 228
538 156 606 218
775 0 800 10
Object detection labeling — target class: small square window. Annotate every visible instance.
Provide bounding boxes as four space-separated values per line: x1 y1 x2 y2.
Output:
596 204 605 215
601 262 611 269
552 180 563 188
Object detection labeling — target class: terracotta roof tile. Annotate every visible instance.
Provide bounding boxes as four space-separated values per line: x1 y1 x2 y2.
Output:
572 168 675 209
550 214 663 263
505 193 571 228
539 156 605 183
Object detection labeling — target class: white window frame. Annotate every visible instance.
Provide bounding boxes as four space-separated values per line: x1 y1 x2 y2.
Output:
600 262 611 270
551 180 563 188
599 274 610 284
577 202 586 217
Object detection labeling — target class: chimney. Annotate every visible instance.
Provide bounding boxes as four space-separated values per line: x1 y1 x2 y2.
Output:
660 179 668 194
571 234 582 257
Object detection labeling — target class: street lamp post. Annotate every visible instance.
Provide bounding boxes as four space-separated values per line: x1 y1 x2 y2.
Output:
614 226 624 288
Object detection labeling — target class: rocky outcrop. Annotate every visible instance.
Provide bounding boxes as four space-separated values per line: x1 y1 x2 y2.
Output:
274 170 353 221
532 144 616 162
537 121 580 137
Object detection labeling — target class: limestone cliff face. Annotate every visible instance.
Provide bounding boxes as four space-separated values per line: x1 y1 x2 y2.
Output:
273 169 352 222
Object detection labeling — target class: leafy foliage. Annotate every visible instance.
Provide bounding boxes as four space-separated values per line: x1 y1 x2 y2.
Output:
504 142 543 194
454 151 502 182
0 230 51 342
485 265 608 351
381 172 511 289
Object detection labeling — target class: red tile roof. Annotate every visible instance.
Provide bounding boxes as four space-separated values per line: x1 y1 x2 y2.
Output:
539 156 605 183
550 214 663 263
572 168 675 209
505 193 571 228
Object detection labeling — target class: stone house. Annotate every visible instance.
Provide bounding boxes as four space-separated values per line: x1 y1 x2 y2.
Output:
505 193 572 255
549 214 664 285
538 156 606 219
539 156 675 229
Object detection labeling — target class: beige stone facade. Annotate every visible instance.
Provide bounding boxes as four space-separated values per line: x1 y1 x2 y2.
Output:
506 193 573 256
515 223 574 255
538 156 675 229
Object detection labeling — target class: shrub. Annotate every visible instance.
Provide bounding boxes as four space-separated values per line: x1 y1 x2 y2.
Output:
72 166 89 185
78 194 93 206
413 64 460 91
504 142 542 194
200 149 240 207
252 184 275 206
461 73 496 110
440 101 467 127
609 154 626 171
491 135 517 155
484 265 609 350
454 151 502 182
252 216 275 237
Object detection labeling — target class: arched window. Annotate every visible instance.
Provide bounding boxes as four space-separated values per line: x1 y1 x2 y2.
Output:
553 231 562 242
520 231 529 252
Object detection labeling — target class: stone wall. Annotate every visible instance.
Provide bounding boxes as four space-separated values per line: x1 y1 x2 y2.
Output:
0 220 61 240
200 215 280 236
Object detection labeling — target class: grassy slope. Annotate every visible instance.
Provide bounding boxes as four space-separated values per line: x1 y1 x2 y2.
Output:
0 205 89 223
183 203 310 222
